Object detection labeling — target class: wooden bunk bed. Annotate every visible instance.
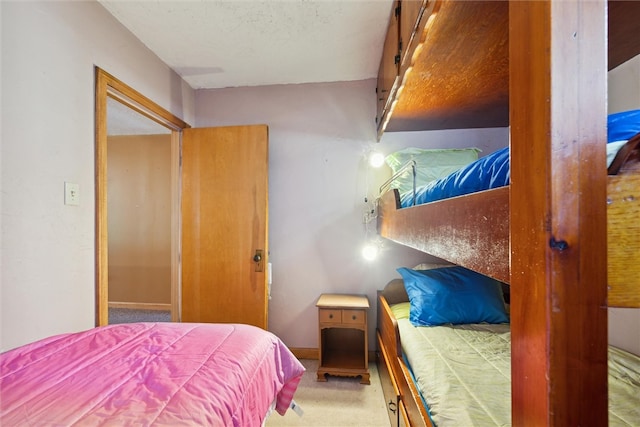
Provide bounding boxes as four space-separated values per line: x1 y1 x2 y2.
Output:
376 270 640 427
378 131 640 304
374 1 640 426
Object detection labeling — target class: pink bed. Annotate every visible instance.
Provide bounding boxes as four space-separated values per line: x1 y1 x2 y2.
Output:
0 322 305 426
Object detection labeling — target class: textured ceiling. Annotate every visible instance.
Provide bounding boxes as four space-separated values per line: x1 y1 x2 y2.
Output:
99 0 394 89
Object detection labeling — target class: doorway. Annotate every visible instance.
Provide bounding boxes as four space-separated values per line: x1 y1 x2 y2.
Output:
95 68 188 326
95 67 270 329
107 100 172 324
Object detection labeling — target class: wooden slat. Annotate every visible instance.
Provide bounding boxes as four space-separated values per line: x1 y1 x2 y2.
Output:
607 166 640 307
378 187 510 283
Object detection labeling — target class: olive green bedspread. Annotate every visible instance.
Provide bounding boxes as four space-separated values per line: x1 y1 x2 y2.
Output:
391 302 640 426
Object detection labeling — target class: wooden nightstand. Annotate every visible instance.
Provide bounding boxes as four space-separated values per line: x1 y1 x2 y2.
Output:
316 293 370 384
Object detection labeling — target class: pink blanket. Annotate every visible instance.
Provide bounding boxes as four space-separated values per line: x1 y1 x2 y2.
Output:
1 322 305 426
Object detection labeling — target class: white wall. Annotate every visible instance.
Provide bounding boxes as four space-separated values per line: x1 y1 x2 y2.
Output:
609 55 640 114
607 54 640 356
0 1 195 351
195 82 509 350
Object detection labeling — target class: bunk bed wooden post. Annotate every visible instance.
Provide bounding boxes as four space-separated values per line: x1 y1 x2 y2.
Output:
509 1 608 426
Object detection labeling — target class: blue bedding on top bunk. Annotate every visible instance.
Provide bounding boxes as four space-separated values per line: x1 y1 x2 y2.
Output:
400 147 509 207
400 109 640 208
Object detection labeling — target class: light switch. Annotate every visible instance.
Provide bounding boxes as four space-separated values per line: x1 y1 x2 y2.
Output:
65 182 80 206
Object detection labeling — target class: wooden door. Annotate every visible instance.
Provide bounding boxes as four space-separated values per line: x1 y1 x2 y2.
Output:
181 125 269 329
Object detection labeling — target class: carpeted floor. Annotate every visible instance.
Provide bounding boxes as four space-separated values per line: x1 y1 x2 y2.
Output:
266 359 390 427
108 308 171 324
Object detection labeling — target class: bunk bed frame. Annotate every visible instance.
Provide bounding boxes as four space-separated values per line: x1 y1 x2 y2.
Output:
375 1 640 426
378 133 640 305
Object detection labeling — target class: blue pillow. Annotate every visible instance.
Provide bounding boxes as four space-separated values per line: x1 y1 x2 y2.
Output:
397 266 509 326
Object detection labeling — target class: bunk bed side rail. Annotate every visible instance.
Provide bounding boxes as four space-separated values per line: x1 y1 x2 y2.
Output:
377 292 401 359
397 357 433 427
377 292 432 427
377 187 510 283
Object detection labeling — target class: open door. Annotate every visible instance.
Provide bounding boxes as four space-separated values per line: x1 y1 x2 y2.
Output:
96 68 269 329
181 125 269 329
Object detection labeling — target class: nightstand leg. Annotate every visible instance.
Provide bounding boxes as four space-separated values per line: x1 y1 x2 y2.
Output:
360 373 371 385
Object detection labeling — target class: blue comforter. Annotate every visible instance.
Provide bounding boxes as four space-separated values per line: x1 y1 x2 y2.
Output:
400 109 640 208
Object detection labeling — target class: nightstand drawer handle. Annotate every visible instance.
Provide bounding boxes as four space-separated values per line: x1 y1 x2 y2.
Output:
329 314 333 319
352 315 357 320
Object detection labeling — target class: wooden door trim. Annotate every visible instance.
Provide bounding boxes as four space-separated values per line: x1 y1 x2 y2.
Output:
170 131 181 322
95 67 189 326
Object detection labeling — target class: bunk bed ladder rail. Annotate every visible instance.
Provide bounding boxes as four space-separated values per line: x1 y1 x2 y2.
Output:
378 159 417 206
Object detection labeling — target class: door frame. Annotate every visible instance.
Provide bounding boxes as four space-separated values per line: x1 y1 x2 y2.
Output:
95 67 189 326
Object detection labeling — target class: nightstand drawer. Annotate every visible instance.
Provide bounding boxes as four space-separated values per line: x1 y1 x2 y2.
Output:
342 309 365 325
319 309 341 323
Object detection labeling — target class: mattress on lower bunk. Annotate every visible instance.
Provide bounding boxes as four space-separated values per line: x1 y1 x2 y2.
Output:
391 302 640 427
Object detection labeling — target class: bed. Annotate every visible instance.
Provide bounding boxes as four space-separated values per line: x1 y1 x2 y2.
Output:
376 275 640 427
0 322 305 426
377 109 640 306
376 113 640 427
374 1 640 425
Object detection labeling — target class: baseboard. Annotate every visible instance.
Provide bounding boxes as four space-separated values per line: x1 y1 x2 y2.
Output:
290 347 319 360
108 302 171 311
289 348 378 362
